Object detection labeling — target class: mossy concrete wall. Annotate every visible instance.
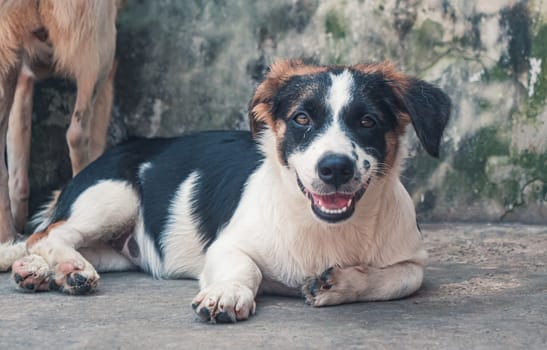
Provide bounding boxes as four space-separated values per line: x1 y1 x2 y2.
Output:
29 0 546 223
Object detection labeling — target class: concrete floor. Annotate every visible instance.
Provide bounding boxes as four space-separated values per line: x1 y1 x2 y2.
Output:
0 223 546 349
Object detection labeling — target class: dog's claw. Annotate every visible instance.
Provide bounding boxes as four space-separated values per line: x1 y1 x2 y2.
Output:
198 307 211 320
216 311 236 323
13 273 23 283
320 266 334 282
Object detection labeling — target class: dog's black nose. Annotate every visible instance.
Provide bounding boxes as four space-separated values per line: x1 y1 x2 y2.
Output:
317 154 355 187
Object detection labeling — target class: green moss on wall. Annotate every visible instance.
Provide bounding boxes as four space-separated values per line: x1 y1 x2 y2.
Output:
325 11 347 39
442 125 545 207
485 64 511 82
415 19 443 47
445 127 514 203
513 151 547 182
452 127 510 174
403 150 444 191
527 23 547 118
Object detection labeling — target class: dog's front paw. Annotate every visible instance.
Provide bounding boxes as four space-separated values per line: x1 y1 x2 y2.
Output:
302 265 367 307
191 282 256 323
12 254 54 292
53 259 100 295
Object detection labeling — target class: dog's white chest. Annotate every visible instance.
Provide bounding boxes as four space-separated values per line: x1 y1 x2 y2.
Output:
215 162 377 289
238 222 374 289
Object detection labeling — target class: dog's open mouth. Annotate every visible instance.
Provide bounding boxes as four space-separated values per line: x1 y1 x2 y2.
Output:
297 177 371 223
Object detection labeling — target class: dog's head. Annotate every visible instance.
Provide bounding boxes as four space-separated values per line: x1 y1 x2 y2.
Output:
250 60 451 223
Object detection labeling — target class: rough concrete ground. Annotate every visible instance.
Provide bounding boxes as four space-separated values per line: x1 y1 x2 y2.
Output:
0 223 545 349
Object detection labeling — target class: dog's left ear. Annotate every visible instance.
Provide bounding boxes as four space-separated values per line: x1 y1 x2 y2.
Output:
399 78 451 158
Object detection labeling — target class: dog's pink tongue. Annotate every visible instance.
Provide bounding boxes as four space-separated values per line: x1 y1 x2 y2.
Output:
311 193 352 209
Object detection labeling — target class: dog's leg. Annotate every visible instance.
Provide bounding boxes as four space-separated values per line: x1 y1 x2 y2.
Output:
7 66 34 232
66 73 97 176
10 221 101 294
191 242 262 323
12 180 139 294
11 254 55 292
0 241 27 271
12 241 138 294
89 60 116 163
79 242 137 273
302 261 424 306
0 64 21 243
42 0 117 176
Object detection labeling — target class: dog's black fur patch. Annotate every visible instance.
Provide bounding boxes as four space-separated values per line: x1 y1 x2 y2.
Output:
48 131 263 255
51 137 175 222
187 132 263 249
272 73 332 165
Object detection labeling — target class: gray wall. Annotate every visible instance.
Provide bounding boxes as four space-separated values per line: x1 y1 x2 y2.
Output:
29 0 547 223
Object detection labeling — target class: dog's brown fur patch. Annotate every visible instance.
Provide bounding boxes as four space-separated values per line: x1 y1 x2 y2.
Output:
273 119 288 164
384 113 412 170
26 220 66 249
352 62 410 93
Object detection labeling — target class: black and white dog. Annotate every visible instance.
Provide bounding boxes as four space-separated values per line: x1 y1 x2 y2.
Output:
0 60 450 323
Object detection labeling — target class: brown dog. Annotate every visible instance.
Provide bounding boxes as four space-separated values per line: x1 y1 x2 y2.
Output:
0 0 124 242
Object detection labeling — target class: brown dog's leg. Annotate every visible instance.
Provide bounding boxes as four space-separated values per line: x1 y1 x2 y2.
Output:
7 66 34 232
89 60 116 163
0 64 21 243
41 0 118 176
66 72 97 176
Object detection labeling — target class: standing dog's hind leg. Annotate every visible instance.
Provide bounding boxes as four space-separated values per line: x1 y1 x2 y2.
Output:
89 60 116 164
66 73 97 176
7 66 34 232
0 63 21 243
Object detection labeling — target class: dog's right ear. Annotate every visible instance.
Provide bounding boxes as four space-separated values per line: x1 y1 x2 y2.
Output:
249 59 328 137
248 59 305 137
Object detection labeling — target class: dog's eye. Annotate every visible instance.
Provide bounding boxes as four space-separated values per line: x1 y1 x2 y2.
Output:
293 113 311 126
360 115 376 128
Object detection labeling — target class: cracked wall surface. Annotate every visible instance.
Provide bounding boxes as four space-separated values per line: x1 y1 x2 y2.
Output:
27 0 546 223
